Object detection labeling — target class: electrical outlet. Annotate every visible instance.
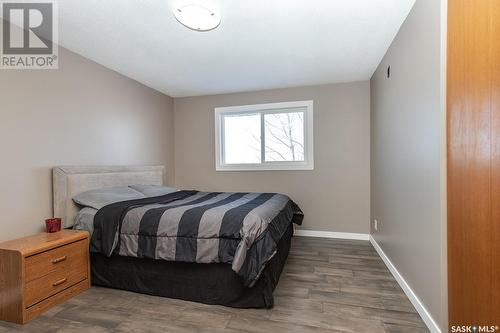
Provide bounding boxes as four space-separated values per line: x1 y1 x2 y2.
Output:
373 219 378 231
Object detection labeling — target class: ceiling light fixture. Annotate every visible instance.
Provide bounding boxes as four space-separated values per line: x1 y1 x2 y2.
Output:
173 3 221 32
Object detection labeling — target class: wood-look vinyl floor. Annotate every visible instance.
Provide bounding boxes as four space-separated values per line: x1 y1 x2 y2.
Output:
0 237 429 333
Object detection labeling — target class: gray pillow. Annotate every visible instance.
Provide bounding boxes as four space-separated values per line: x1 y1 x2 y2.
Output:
129 185 178 198
73 186 146 210
73 207 98 234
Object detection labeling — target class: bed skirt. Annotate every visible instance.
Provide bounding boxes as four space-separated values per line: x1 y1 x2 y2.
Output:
90 223 293 308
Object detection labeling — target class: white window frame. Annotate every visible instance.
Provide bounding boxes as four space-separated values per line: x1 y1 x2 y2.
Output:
215 100 314 171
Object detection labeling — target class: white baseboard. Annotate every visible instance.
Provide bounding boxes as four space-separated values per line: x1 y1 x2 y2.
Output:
369 236 441 333
294 229 369 241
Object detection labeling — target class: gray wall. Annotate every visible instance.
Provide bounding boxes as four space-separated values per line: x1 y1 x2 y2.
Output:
0 46 175 242
174 81 371 234
370 0 446 329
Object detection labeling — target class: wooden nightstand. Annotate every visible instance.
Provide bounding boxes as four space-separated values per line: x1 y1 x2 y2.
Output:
0 230 90 324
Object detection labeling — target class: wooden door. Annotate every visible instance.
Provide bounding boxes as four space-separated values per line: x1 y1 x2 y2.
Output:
447 0 500 326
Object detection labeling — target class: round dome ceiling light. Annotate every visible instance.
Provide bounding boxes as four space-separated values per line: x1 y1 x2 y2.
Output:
174 3 221 32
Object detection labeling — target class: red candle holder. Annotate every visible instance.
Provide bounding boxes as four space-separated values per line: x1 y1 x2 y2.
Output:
45 218 62 233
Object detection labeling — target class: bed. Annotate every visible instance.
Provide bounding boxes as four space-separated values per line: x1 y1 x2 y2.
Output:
52 166 302 308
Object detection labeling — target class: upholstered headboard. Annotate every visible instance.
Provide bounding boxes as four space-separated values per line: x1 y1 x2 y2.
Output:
53 165 165 228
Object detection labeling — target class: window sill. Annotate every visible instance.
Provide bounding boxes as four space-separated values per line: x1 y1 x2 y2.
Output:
215 163 314 171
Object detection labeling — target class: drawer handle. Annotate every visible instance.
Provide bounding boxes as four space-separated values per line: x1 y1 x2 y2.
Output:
52 278 67 287
51 256 67 264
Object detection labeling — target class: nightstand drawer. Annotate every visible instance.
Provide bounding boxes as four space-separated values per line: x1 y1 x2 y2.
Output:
25 239 87 283
25 265 88 307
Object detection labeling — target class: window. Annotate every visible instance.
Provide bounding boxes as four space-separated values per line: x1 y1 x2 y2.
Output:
215 100 314 171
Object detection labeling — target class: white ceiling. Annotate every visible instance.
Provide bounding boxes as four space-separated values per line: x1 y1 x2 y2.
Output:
57 0 415 97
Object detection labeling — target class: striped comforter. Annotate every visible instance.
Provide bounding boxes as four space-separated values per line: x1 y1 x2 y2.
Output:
90 190 303 286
